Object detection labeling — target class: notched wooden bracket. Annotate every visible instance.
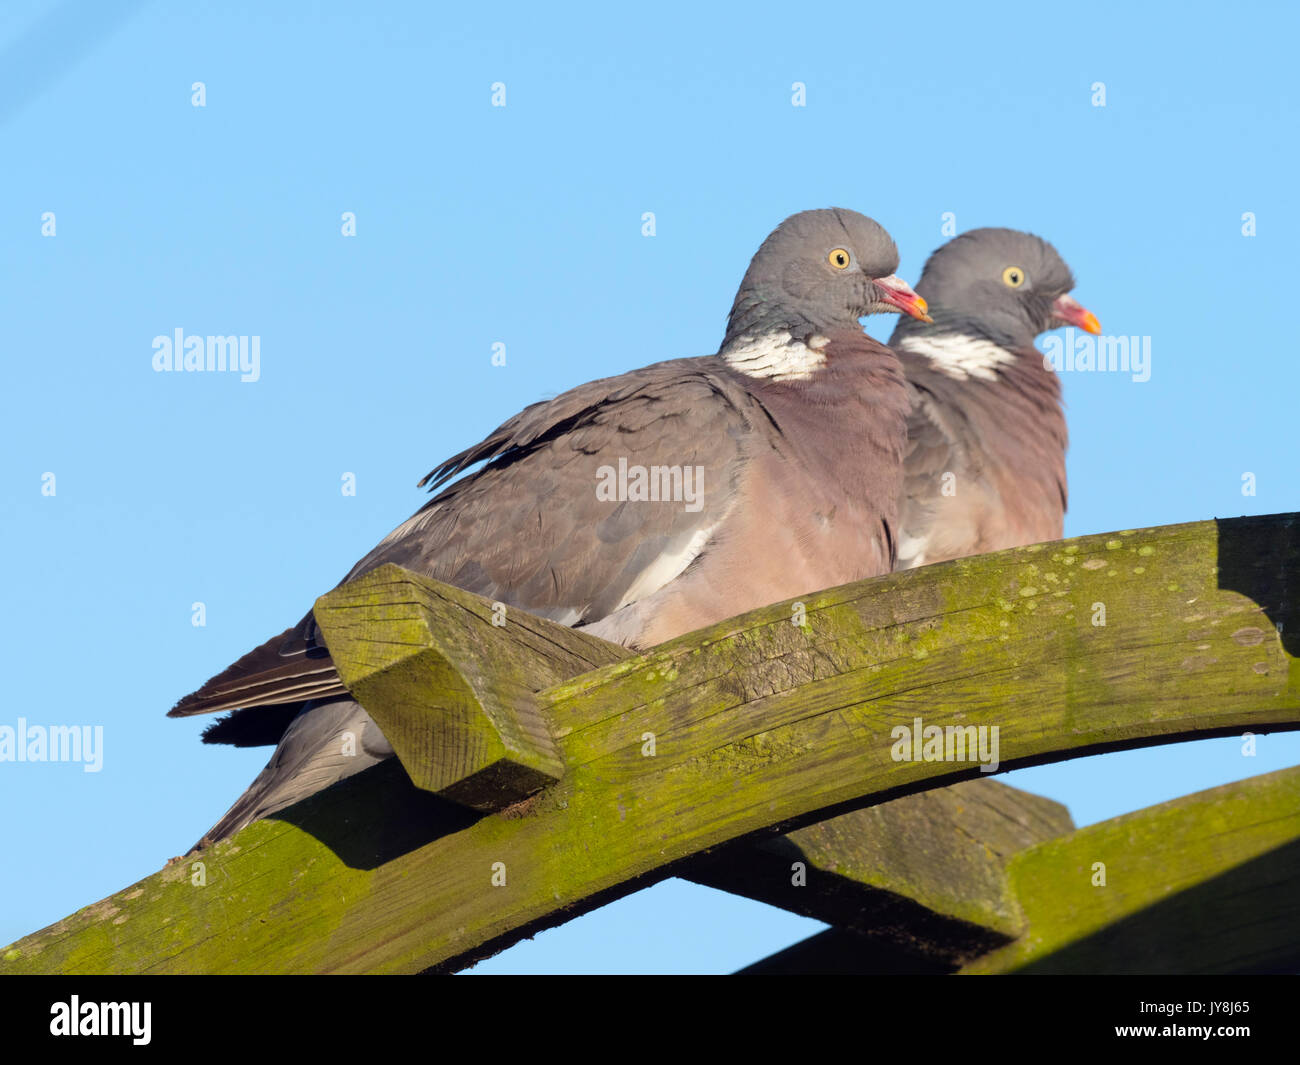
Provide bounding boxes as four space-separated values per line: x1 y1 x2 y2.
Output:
314 563 627 811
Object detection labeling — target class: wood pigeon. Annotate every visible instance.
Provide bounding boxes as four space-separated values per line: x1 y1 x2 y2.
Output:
887 228 1099 569
172 207 932 847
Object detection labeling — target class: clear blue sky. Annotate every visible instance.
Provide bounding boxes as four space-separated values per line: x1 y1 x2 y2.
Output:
1 0 1296 973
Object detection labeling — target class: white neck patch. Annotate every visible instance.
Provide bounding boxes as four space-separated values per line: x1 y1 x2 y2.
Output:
722 331 828 382
897 333 1014 381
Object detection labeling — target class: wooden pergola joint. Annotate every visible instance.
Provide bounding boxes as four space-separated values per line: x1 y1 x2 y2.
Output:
313 564 627 811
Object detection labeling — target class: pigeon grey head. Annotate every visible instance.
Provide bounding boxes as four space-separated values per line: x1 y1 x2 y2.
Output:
890 227 1099 350
723 208 930 350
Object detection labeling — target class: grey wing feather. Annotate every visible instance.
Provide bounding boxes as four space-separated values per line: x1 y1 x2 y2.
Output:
338 359 749 617
192 696 392 850
173 357 754 778
895 349 1066 570
895 377 964 569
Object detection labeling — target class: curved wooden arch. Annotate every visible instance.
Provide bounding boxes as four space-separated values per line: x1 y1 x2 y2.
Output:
3 513 1298 974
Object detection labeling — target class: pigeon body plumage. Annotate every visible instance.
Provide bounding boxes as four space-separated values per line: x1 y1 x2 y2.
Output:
173 208 931 848
887 228 1099 569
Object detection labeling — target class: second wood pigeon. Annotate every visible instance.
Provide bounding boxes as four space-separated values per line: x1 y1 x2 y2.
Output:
887 228 1100 569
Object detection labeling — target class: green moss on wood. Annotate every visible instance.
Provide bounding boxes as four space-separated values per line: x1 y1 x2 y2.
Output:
963 764 1300 974
314 565 627 808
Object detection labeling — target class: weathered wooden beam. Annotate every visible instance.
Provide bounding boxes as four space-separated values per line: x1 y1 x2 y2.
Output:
3 513 1298 974
960 764 1300 974
738 765 1300 973
312 566 625 809
687 778 1074 964
314 565 1081 953
315 564 1079 948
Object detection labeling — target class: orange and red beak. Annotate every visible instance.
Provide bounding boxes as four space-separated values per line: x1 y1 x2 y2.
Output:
874 274 933 323
1051 293 1101 335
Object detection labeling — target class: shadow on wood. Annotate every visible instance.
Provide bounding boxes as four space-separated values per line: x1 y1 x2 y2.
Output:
1014 838 1300 975
687 778 1073 964
1217 513 1299 658
962 764 1300 974
735 927 957 975
268 759 481 871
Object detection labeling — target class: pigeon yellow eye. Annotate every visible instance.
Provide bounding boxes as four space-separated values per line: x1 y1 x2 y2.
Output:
828 248 851 270
1002 266 1026 288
